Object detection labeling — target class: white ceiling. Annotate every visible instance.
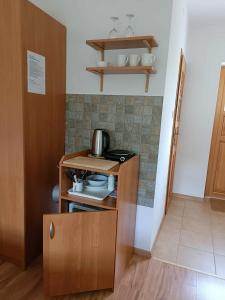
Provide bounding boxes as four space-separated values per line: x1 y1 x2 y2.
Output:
188 0 225 20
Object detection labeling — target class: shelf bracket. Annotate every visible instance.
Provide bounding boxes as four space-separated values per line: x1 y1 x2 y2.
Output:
145 72 150 93
100 49 105 61
100 73 104 92
89 42 105 52
100 50 104 92
143 40 152 53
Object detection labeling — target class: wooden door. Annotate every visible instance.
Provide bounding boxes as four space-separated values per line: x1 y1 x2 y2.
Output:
0 0 25 267
205 67 225 199
21 0 66 265
43 210 117 297
165 52 186 212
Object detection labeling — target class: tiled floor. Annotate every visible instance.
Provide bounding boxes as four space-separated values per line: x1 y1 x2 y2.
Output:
152 196 225 278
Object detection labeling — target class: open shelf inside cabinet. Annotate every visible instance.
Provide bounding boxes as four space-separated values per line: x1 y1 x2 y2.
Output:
61 193 117 210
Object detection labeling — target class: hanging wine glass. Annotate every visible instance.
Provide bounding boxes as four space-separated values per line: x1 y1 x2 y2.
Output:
108 17 119 39
125 14 135 37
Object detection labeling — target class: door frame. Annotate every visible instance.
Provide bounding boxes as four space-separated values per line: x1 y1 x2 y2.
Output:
165 50 186 213
205 66 225 199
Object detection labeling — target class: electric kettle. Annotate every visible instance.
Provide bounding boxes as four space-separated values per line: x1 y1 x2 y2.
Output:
91 129 110 157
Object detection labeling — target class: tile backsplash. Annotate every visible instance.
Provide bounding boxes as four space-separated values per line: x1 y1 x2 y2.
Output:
66 94 163 208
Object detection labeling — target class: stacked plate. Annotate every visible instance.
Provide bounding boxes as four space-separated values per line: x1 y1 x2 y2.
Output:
85 175 108 192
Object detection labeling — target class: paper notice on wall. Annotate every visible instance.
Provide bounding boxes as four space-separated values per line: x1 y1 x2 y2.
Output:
27 50 46 95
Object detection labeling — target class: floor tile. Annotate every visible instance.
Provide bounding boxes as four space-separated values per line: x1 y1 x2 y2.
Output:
182 216 211 234
177 245 215 274
213 237 225 256
211 215 225 238
152 239 178 263
172 197 185 207
167 203 184 217
185 199 210 210
163 214 182 231
210 211 225 218
197 273 225 300
157 227 181 244
184 206 211 221
180 229 213 252
215 254 225 277
211 213 225 223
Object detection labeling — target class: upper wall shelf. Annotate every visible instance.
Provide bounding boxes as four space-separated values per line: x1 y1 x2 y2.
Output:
86 35 158 52
86 35 159 93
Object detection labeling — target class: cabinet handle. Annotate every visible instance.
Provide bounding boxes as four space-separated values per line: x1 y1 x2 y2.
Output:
49 222 55 240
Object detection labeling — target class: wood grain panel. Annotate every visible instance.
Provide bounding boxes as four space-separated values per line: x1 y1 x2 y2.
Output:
214 142 225 194
166 52 186 212
0 0 25 267
43 211 117 296
114 156 139 288
0 255 213 300
0 0 66 268
222 116 225 136
86 36 158 50
206 67 225 199
21 0 66 265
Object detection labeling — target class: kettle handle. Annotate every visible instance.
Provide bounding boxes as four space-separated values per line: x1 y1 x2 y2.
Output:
103 131 110 153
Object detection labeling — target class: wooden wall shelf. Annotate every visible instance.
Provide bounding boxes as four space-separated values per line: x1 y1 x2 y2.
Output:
86 35 158 93
86 35 158 51
86 66 156 75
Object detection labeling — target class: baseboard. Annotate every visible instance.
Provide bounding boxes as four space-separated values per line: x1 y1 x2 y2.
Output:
173 193 204 202
205 195 225 201
134 247 151 258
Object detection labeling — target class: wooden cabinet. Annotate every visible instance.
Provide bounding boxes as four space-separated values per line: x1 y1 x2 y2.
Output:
43 151 139 296
44 210 117 296
0 0 66 267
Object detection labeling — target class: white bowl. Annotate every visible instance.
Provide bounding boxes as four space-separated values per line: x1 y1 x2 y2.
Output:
87 175 108 187
96 61 109 68
85 184 108 192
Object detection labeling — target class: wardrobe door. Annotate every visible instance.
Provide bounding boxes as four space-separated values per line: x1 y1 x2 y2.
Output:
43 210 117 297
0 0 25 267
21 0 66 265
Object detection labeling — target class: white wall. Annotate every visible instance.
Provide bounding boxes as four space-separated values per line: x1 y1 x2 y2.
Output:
151 0 188 248
173 19 225 197
30 0 172 96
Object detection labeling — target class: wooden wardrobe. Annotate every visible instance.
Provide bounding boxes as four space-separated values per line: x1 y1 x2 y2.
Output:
0 0 66 268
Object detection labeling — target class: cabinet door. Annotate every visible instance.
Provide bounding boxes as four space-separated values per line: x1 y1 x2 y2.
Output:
43 210 117 297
